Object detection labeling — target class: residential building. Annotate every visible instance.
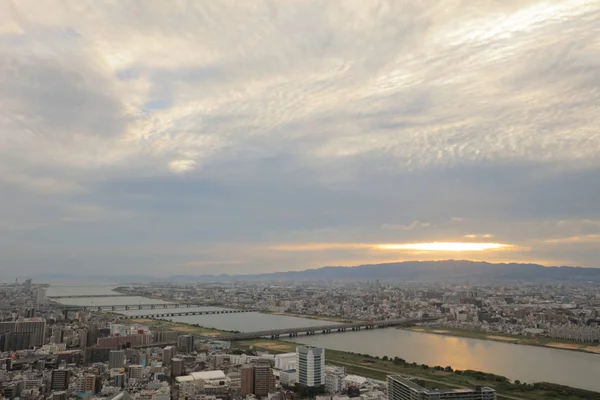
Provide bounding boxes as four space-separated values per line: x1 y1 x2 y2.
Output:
51 369 70 391
387 375 496 400
36 288 46 305
178 335 195 353
84 374 97 393
297 346 325 388
109 350 125 369
241 364 254 396
52 391 67 400
254 361 276 398
325 366 346 394
172 358 185 377
0 318 46 347
97 333 151 349
128 364 144 379
163 346 175 366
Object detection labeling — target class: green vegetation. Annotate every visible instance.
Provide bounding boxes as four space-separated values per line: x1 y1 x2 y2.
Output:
125 318 230 337
262 311 356 323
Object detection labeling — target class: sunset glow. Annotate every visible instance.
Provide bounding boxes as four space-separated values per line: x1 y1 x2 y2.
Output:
270 242 511 252
377 242 509 252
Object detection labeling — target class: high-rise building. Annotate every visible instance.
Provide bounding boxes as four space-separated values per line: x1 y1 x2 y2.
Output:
96 333 151 349
79 329 88 348
163 346 174 366
177 335 195 353
254 361 276 398
109 350 125 369
36 288 46 305
0 332 31 351
153 331 179 342
51 369 70 391
241 364 254 396
18 318 46 346
296 346 324 388
81 374 96 393
112 373 126 388
387 375 497 400
0 319 46 347
139 352 148 367
171 358 185 377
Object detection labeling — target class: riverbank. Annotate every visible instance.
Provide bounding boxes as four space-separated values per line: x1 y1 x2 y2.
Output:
126 318 230 337
233 339 599 400
262 310 356 323
406 326 600 355
115 300 600 398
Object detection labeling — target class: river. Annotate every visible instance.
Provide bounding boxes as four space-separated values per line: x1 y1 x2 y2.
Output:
48 285 600 392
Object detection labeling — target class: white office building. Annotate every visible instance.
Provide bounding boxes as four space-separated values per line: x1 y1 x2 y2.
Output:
275 353 297 370
296 346 324 387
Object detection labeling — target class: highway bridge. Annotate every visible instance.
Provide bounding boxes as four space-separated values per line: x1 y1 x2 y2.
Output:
119 309 259 319
210 317 438 341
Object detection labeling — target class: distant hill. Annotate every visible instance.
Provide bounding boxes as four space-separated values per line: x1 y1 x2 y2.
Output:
169 260 600 283
31 260 600 284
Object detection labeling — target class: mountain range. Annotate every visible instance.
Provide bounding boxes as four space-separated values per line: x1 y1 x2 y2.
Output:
167 260 600 283
29 260 600 283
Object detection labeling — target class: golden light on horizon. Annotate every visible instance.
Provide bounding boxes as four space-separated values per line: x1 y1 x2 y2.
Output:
269 241 512 252
376 242 509 252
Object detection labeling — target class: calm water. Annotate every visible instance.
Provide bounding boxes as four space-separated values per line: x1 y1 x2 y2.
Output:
49 285 600 392
47 285 172 306
290 328 600 392
166 313 340 332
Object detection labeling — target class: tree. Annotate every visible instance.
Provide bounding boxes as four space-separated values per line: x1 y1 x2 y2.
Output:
445 366 453 372
382 356 389 361
514 380 521 385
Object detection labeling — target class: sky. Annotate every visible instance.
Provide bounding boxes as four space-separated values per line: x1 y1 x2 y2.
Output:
1 0 600 278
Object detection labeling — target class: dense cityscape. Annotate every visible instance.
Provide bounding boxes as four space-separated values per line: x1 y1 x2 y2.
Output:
121 282 600 345
1 280 599 400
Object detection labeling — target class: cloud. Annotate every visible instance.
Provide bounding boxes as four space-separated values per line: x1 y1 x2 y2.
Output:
169 160 197 174
269 242 512 252
1 0 600 276
381 221 431 231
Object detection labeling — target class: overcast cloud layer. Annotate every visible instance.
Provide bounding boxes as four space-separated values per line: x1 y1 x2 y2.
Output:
1 0 600 278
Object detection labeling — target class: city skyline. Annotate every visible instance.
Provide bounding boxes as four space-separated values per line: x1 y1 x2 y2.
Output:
1 1 600 276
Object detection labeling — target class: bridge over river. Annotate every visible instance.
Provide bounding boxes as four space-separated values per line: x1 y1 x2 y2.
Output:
130 317 438 346
211 317 438 341
47 302 252 313
47 294 131 299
